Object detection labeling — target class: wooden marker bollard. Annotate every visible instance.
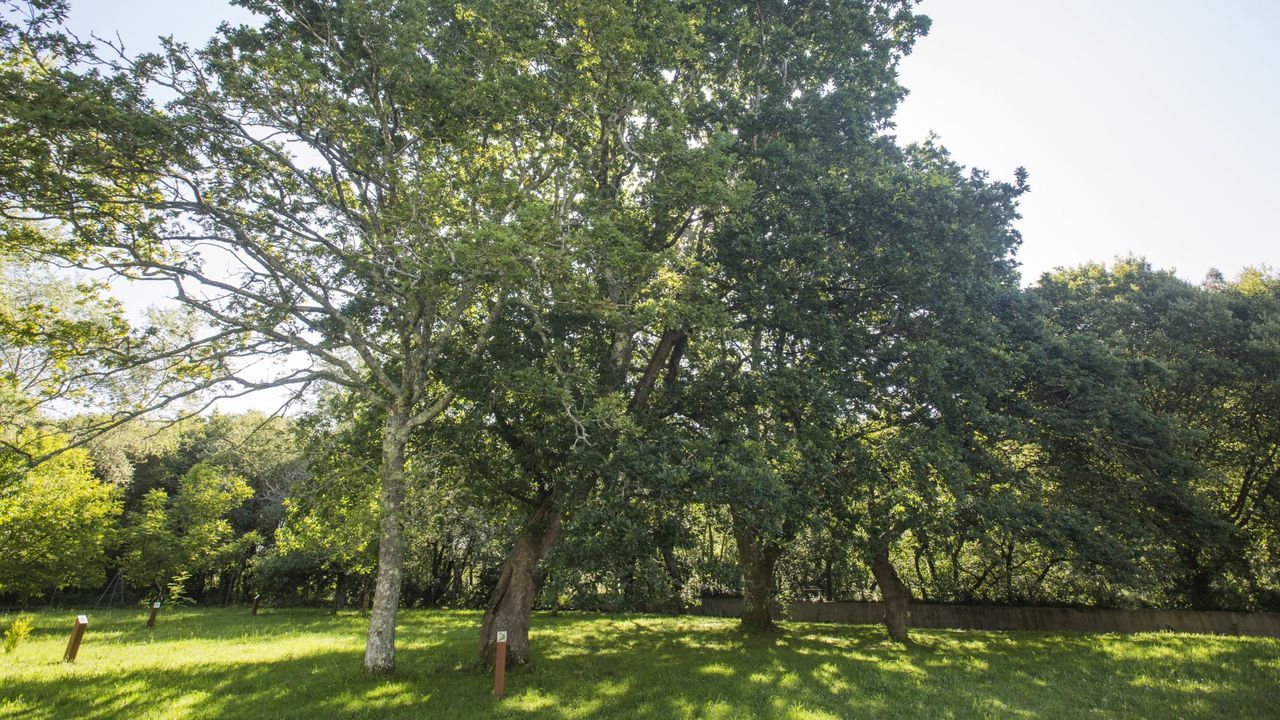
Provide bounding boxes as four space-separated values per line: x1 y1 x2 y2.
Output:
146 600 161 628
252 594 260 615
493 630 507 699
64 615 88 662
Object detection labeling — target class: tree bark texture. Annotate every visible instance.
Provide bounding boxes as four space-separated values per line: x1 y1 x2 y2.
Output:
363 411 410 675
872 547 911 643
731 513 782 632
478 493 562 668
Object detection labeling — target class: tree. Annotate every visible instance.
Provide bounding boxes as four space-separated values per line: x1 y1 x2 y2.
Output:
444 0 736 666
117 488 180 598
3 0 601 673
269 405 381 610
682 19 1023 634
659 0 944 637
1028 260 1280 609
0 430 121 600
119 461 257 600
1202 269 1280 609
0 250 223 470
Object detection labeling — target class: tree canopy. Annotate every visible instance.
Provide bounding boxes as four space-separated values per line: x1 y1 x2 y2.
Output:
1 0 1277 681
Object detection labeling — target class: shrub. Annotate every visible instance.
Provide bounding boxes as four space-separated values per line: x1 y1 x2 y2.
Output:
3 616 33 654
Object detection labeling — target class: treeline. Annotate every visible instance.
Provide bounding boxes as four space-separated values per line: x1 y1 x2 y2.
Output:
4 261 1278 624
1 0 1277 674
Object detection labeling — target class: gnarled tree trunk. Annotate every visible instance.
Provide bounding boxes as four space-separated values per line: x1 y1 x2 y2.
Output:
872 547 911 643
363 410 410 675
479 493 561 668
731 512 782 632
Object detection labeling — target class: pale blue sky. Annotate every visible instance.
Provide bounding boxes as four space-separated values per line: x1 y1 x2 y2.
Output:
66 0 1280 286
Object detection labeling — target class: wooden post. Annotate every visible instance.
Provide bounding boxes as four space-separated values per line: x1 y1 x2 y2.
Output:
63 615 88 662
493 630 507 699
251 594 260 615
146 600 161 628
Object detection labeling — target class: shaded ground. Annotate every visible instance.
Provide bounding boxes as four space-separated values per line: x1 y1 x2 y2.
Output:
1 608 1275 719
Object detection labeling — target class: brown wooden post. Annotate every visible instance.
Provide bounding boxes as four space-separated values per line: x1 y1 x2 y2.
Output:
63 615 88 662
493 630 507 699
146 600 161 628
251 594 260 615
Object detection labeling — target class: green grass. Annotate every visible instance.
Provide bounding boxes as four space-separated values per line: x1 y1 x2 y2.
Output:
1 608 1275 719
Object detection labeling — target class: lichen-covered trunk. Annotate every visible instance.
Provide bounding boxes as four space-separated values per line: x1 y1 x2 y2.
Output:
872 547 911 643
731 512 781 632
479 493 561 668
363 411 410 675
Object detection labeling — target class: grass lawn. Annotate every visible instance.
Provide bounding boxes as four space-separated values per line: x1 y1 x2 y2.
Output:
1 607 1276 719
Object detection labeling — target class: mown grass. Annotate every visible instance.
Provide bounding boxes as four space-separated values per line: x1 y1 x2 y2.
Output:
1 607 1275 719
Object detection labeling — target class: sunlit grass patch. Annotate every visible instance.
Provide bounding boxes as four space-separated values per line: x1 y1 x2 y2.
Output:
0 608 1274 719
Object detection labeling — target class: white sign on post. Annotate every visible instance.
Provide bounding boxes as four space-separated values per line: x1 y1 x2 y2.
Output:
496 631 508 642
153 601 161 609
76 615 88 624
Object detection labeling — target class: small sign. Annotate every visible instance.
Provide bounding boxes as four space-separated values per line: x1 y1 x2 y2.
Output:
496 631 507 642
152 601 161 609
77 615 88 624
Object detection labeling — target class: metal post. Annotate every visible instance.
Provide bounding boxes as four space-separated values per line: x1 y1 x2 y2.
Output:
64 615 88 662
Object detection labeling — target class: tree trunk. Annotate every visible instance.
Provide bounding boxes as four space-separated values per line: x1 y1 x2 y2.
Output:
1177 545 1220 609
659 541 685 611
333 573 348 614
478 493 561 668
872 547 911 643
731 513 781 632
444 561 463 606
363 410 411 675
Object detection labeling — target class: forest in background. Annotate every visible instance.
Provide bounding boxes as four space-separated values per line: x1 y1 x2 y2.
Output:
8 259 1278 619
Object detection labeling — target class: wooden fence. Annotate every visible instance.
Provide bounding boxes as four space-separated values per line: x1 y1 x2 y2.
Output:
692 598 1280 637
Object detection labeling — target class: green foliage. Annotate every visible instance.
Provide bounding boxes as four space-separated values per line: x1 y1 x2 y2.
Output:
118 462 256 600
0 431 121 600
269 411 378 581
164 571 194 607
1 0 1278 649
118 488 178 596
2 614 30 653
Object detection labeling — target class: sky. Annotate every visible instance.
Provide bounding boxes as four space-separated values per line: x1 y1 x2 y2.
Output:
890 0 1280 284
55 0 1279 414
64 0 1280 286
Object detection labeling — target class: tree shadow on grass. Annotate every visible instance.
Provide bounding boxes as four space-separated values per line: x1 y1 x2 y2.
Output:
512 614 1278 719
1 610 1276 719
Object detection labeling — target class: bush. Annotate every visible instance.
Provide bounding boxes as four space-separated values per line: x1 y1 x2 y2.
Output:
3 616 33 653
